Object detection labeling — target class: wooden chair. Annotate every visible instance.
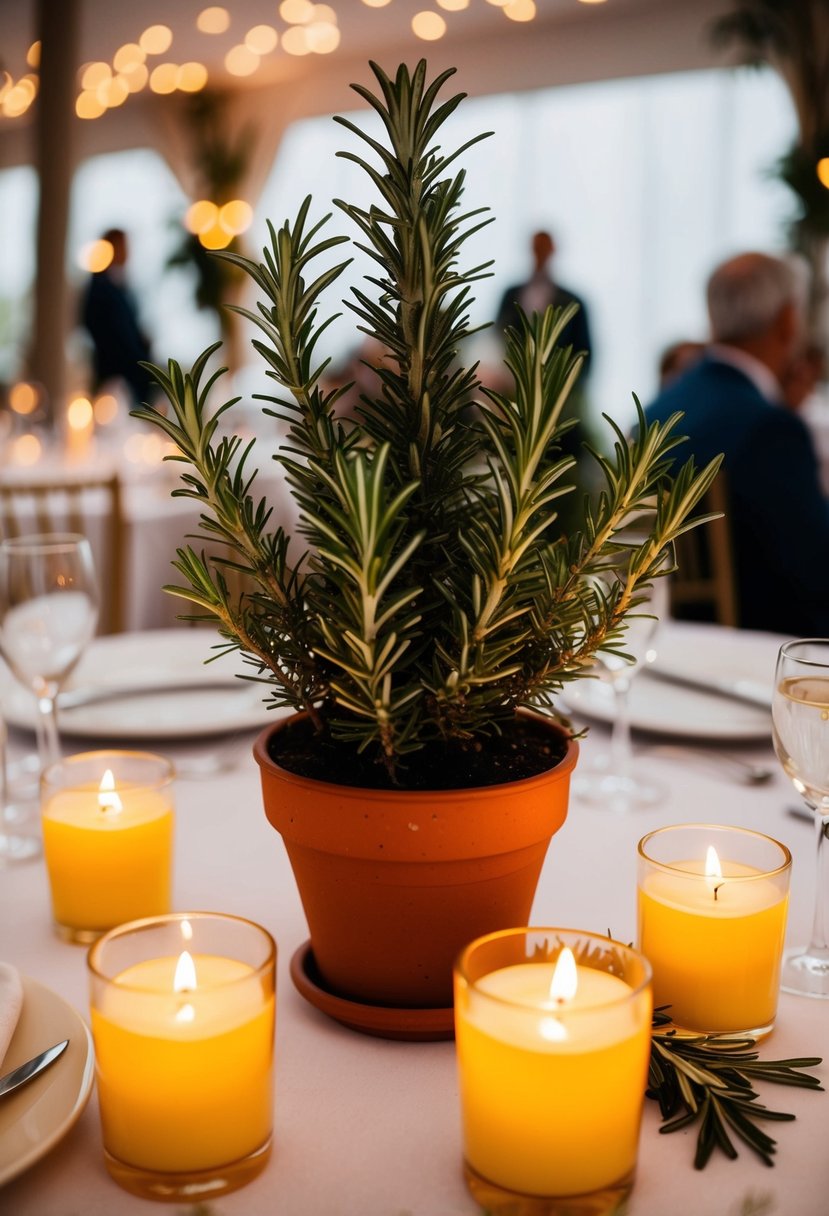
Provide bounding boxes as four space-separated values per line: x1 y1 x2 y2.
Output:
0 473 126 633
670 473 738 627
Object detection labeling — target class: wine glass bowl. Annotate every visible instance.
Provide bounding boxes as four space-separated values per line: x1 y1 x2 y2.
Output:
771 639 829 998
0 534 99 772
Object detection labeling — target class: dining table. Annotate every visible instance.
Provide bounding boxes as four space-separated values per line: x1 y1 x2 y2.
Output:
0 620 827 1216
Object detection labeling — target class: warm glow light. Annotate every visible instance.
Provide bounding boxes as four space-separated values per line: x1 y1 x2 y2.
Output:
549 947 578 1004
307 21 340 52
93 393 119 425
76 91 107 120
245 24 278 54
437 0 469 8
185 198 219 234
485 0 509 6
9 382 38 415
18 76 38 103
313 4 338 20
412 11 446 39
98 769 124 816
177 62 209 91
11 435 42 466
361 0 392 7
119 64 149 93
577 0 608 4
140 24 173 55
218 199 253 234
26 41 41 68
280 0 315 20
174 949 197 992
0 73 12 104
817 158 829 190
224 44 260 75
98 75 129 108
149 63 179 94
281 26 311 55
81 62 111 90
181 918 194 942
80 239 114 273
113 43 145 73
503 0 536 20
67 396 94 430
197 6 231 34
199 222 234 249
2 87 33 118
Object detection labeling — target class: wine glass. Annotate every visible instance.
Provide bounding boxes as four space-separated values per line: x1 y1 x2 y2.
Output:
574 568 668 813
0 712 41 862
771 638 829 998
0 534 99 772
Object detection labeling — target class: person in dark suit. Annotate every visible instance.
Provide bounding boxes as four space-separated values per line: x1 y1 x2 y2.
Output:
495 231 592 372
81 228 154 408
645 251 829 636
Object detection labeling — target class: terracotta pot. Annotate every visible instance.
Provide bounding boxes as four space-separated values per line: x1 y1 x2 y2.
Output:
254 716 578 1011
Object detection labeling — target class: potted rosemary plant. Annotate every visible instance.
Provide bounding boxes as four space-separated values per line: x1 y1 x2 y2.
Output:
136 62 719 1033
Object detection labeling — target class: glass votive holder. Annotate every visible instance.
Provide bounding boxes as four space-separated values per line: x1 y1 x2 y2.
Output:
638 824 791 1038
454 927 652 1216
41 750 174 943
88 912 277 1201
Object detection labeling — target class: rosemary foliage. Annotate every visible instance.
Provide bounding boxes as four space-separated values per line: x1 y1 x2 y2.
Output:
648 1008 823 1169
135 60 722 782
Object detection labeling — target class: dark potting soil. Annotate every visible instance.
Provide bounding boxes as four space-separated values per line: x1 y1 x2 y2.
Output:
267 714 570 791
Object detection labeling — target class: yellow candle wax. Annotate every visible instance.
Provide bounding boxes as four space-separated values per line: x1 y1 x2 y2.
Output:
638 859 788 1033
42 776 173 933
455 960 652 1197
92 953 275 1173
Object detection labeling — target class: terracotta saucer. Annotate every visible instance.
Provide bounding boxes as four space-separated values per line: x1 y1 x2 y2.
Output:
289 941 455 1042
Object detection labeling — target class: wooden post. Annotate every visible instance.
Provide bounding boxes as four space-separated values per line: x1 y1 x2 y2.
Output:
28 0 79 425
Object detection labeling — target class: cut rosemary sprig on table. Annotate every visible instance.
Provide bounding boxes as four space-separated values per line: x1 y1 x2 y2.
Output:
648 1008 823 1169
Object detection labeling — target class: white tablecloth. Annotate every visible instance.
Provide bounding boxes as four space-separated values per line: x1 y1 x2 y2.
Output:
1 623 827 1215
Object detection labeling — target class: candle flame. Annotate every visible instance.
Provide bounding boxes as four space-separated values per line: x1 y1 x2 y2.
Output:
705 845 724 900
174 949 197 993
549 947 578 1005
97 769 123 815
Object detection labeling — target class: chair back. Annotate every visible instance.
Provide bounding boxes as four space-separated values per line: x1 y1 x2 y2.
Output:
670 473 738 627
0 473 125 633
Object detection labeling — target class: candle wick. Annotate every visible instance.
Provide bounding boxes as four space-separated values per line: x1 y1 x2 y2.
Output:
713 881 723 902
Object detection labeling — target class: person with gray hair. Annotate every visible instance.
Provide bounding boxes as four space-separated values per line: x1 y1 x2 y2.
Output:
644 250 829 635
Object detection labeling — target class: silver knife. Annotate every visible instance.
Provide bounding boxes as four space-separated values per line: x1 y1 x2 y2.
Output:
643 665 771 709
59 679 244 710
0 1039 68 1099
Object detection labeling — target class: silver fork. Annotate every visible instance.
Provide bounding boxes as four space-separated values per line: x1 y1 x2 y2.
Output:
645 744 775 786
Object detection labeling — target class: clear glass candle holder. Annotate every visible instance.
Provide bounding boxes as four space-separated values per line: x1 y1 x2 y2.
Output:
638 824 791 1038
454 927 652 1216
41 750 174 943
88 912 276 1202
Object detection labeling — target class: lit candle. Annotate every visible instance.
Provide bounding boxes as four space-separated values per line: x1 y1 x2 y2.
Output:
638 825 791 1037
41 750 174 942
455 929 652 1205
88 913 276 1201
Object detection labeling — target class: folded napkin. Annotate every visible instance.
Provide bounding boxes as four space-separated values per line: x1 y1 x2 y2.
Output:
0 962 23 1069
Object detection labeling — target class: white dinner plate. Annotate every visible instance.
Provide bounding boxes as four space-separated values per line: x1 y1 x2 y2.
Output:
0 976 95 1187
1 630 275 741
561 622 777 741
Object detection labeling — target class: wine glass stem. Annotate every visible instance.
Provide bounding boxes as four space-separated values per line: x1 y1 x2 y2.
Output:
36 694 61 770
610 677 633 781
807 811 829 957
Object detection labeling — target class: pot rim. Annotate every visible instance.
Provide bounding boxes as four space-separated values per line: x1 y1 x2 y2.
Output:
253 710 579 802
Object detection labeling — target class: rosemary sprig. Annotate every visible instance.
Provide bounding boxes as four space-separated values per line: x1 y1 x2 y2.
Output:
648 1007 823 1169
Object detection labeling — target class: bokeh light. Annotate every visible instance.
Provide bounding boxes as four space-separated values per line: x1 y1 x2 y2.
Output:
185 199 219 234
199 223 234 250
412 11 447 38
503 0 536 18
225 45 260 76
282 26 311 55
149 63 179 94
218 200 253 234
10 435 42 466
67 397 94 431
817 158 829 190
79 239 114 273
93 394 120 425
76 91 107 119
113 43 145 73
177 62 208 91
197 7 231 34
140 25 173 55
245 25 278 54
9 382 39 415
308 21 340 52
26 41 41 68
81 62 111 90
280 0 315 21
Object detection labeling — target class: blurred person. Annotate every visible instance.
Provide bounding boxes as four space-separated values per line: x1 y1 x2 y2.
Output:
645 251 829 636
81 228 155 409
780 341 826 411
658 339 705 389
495 230 592 372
